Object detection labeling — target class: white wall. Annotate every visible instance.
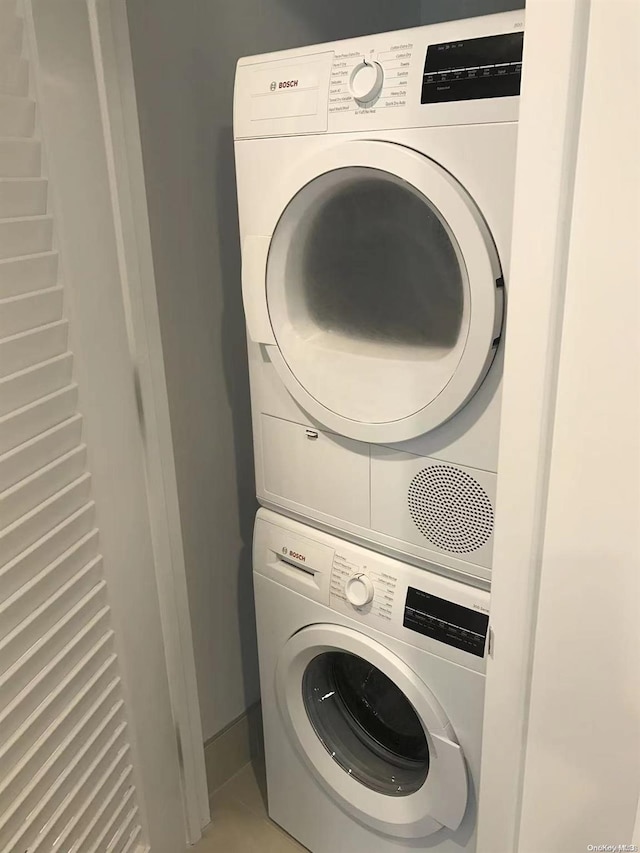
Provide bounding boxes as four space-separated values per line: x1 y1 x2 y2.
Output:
517 0 640 847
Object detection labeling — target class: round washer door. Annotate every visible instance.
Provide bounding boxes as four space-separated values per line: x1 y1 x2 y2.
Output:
275 624 468 839
243 141 503 444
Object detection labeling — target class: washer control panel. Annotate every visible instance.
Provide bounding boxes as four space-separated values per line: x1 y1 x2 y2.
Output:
330 551 397 621
255 509 491 672
403 586 489 657
328 544 490 671
345 573 375 606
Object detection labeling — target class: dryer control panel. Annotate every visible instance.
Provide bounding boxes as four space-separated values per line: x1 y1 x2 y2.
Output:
234 10 524 139
421 32 523 104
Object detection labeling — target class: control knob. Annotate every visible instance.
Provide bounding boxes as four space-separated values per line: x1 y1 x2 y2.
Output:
345 573 375 607
349 60 384 104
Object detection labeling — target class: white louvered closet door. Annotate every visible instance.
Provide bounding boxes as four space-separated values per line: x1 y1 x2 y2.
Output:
0 2 184 851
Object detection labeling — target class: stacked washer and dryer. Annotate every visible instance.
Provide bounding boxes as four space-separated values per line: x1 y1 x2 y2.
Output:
233 11 523 853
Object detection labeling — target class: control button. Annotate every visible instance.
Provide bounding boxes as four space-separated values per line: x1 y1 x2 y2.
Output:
345 573 375 607
349 60 384 103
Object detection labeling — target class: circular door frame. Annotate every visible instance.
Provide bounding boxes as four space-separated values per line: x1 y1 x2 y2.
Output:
259 140 504 444
275 623 468 839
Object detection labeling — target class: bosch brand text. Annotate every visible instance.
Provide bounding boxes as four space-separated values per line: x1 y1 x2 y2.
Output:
288 551 306 562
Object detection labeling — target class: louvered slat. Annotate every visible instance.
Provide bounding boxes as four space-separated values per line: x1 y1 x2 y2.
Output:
0 10 147 849
0 648 117 785
0 13 22 56
0 251 58 296
0 587 109 706
0 94 35 136
0 552 102 646
118 824 143 853
0 138 40 176
0 177 47 217
62 764 134 851
0 472 92 565
0 214 53 258
0 351 73 415
0 505 95 601
0 442 86 526
1 719 128 850
88 789 138 853
50 752 134 853
27 738 132 852
0 411 81 490
0 622 115 759
0 676 121 817
0 383 78 454
0 319 68 378
105 806 141 853
0 699 124 846
27 737 131 853
0 55 28 97
0 285 64 336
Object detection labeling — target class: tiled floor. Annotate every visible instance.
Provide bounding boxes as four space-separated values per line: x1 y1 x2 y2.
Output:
193 760 308 852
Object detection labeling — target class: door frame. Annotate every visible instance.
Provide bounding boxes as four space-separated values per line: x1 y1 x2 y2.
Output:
22 0 202 848
24 0 210 845
476 1 592 851
86 0 210 842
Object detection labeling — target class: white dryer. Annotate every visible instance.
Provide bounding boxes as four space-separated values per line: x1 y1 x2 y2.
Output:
253 509 489 853
234 12 524 583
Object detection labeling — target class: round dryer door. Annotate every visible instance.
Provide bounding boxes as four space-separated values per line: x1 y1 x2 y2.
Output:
242 141 504 444
276 623 468 839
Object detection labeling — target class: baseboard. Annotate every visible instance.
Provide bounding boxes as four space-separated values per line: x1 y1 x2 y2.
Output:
203 702 264 796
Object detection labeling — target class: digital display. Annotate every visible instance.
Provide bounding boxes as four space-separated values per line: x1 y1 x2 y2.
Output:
403 587 489 657
421 31 524 104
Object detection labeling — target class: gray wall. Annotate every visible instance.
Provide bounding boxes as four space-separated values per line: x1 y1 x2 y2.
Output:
126 0 422 742
420 0 523 24
126 0 524 742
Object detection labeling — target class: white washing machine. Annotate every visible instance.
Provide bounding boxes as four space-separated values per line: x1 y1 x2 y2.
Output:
254 509 489 853
235 12 524 584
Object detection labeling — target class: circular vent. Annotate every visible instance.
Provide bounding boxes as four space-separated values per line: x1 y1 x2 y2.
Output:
408 465 494 554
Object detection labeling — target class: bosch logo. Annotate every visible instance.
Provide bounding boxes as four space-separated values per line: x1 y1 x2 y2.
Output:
276 79 298 89
283 548 306 562
270 81 277 91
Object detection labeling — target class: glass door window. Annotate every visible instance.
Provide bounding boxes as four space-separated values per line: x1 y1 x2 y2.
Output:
286 167 465 353
302 651 430 796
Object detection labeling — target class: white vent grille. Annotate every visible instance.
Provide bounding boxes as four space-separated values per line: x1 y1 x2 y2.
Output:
0 4 144 850
408 464 494 553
